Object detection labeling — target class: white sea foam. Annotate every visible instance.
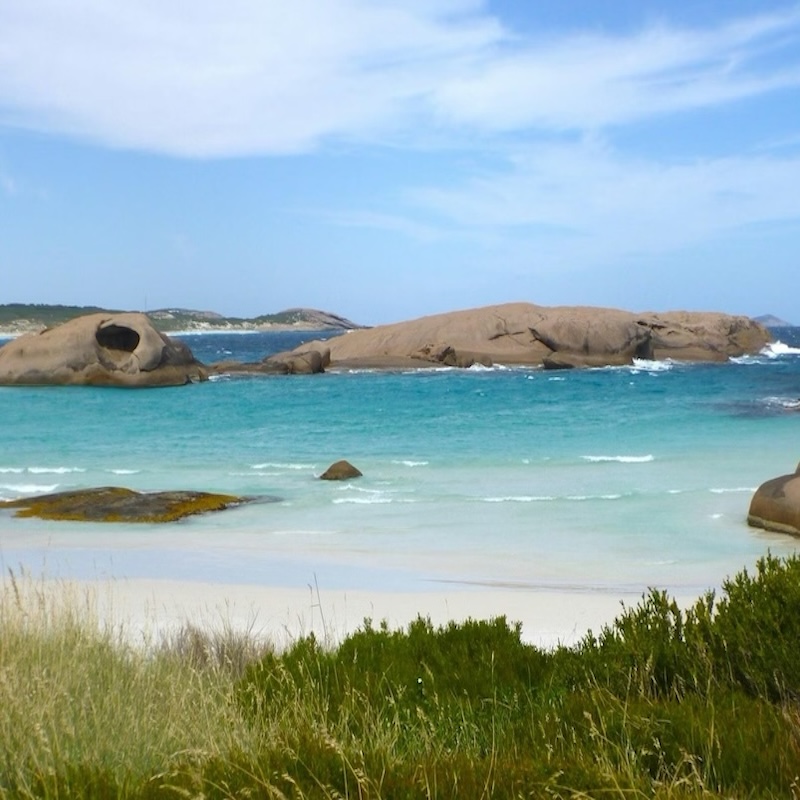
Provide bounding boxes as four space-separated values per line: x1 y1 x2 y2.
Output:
1 483 59 494
392 460 429 467
483 496 555 503
0 467 23 473
251 462 316 470
548 376 566 382
762 396 800 410
109 469 141 475
566 494 623 501
27 466 86 474
631 359 674 372
230 471 280 477
333 497 393 505
709 487 756 494
581 455 654 463
483 493 623 503
761 341 800 358
171 328 263 336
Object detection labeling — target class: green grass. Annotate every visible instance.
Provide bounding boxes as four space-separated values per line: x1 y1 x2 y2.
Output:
2 556 800 798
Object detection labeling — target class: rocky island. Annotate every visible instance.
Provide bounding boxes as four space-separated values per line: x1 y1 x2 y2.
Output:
0 302 773 383
269 303 771 371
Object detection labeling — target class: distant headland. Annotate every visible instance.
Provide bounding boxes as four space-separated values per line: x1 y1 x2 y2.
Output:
753 313 796 328
0 303 362 337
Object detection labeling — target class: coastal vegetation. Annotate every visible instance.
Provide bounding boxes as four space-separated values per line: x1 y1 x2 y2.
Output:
2 555 799 798
0 304 358 335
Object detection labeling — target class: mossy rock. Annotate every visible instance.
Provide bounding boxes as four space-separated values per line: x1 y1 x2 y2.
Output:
0 486 266 523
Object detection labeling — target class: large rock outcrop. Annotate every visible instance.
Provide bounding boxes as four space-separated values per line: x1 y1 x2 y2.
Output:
0 313 207 386
748 465 800 537
284 303 771 370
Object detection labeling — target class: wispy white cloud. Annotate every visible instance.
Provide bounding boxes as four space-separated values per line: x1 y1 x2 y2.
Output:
0 170 16 195
320 209 445 242
431 8 800 132
1 2 799 156
0 0 502 156
406 139 800 267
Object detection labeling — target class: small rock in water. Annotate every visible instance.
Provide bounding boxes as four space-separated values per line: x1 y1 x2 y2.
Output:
320 460 363 481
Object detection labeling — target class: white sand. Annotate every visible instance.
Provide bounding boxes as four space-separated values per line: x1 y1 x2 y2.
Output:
1 574 697 650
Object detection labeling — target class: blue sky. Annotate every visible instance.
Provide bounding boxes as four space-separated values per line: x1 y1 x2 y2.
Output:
1 1 799 325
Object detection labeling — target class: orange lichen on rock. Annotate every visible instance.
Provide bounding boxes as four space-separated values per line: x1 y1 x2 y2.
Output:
0 486 250 523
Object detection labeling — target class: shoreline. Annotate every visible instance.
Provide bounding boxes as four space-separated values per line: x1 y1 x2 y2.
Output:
0 573 697 650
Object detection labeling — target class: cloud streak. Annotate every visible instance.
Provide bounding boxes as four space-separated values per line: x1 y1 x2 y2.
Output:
397 139 800 273
1 2 800 156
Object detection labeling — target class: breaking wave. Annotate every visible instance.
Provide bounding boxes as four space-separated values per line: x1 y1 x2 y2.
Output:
581 455 655 464
762 341 800 358
0 483 60 494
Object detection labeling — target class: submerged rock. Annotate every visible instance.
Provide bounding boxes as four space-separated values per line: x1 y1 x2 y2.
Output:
0 312 207 386
747 466 800 537
0 486 267 523
320 460 363 480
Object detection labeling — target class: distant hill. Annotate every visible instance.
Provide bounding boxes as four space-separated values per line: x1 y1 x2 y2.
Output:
0 304 362 335
754 314 796 328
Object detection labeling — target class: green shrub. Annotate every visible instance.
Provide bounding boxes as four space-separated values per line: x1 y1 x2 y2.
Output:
706 553 800 701
239 615 552 720
567 554 800 703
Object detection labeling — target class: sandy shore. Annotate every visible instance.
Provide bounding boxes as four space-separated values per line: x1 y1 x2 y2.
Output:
1 574 697 650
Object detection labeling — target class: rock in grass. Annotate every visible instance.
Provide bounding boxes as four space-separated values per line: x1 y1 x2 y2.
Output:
319 460 363 481
748 466 800 537
0 486 265 523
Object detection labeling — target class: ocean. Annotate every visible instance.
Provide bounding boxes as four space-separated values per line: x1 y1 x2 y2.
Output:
1 327 799 604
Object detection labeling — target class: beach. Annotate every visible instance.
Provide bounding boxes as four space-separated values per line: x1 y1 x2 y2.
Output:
1 572 694 650
2 328 799 653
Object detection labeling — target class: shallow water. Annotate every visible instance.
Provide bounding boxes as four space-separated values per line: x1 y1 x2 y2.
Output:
1 327 798 600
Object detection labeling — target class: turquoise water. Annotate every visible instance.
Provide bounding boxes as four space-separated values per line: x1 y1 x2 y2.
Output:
1 329 799 598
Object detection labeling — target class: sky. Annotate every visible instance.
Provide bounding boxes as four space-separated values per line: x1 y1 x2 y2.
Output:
1 1 800 325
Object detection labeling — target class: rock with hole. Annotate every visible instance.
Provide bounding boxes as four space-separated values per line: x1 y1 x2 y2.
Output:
0 312 207 386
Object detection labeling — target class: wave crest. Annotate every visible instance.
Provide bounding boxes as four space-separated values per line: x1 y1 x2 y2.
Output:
581 455 654 463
